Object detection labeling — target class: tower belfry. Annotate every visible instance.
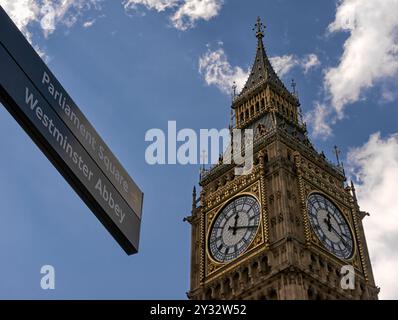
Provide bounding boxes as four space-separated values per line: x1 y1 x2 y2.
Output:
187 18 379 300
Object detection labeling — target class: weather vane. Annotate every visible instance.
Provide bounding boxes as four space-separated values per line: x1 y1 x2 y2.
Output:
253 16 265 38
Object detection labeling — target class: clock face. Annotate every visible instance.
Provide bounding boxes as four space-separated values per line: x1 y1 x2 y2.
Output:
307 193 354 259
208 196 261 263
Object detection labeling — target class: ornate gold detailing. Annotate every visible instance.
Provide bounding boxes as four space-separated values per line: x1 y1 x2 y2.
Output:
294 151 311 245
203 166 261 212
258 151 270 248
199 206 205 285
348 196 369 281
203 181 266 280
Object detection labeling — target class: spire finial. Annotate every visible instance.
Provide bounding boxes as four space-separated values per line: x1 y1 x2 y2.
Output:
192 186 197 209
350 180 358 202
333 145 341 167
253 16 265 39
231 81 237 100
291 79 297 94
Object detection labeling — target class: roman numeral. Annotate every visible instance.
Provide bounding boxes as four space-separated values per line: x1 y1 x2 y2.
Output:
210 236 222 244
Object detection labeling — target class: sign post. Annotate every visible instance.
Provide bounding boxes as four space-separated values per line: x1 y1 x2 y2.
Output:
0 6 143 255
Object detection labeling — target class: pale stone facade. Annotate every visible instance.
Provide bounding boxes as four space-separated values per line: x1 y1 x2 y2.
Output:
186 18 379 300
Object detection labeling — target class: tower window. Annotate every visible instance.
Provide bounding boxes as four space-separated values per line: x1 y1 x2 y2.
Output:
269 289 278 300
223 278 231 297
205 288 212 300
307 287 315 300
214 283 221 297
233 272 240 289
261 255 270 273
242 268 249 283
251 261 259 274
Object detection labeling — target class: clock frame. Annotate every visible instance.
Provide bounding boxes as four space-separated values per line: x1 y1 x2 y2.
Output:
208 195 261 263
306 192 356 261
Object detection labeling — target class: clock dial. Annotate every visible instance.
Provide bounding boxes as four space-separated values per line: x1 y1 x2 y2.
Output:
307 193 354 259
208 196 261 263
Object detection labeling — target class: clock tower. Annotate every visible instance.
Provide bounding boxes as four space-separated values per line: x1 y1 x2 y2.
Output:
186 17 379 300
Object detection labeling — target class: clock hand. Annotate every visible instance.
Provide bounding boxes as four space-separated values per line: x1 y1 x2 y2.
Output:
232 211 239 235
326 213 332 232
228 225 258 231
329 224 351 249
323 218 332 232
322 217 351 249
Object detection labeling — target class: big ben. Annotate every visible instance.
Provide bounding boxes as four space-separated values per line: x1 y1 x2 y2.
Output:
186 17 379 300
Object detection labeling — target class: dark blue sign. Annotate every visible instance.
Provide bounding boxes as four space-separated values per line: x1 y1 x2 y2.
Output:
0 6 143 255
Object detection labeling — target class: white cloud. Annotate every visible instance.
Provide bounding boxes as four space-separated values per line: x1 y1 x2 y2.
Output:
307 0 398 139
0 0 39 43
325 0 398 115
381 89 397 103
0 0 224 61
198 47 249 94
123 0 178 12
1 0 103 37
1 0 222 46
0 0 103 56
83 19 96 28
270 55 298 77
170 0 223 31
199 47 320 95
123 0 223 30
270 54 321 77
270 53 321 77
348 132 398 299
304 102 333 139
302 53 321 73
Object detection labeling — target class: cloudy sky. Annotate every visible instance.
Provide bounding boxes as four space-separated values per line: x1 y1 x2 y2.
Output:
0 0 397 299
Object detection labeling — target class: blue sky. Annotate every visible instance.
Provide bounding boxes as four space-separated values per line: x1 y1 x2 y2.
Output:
0 0 398 299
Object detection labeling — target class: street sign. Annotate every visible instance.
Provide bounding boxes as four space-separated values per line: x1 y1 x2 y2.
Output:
0 6 143 255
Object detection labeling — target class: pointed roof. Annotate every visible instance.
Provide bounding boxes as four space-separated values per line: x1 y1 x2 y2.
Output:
238 17 290 97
